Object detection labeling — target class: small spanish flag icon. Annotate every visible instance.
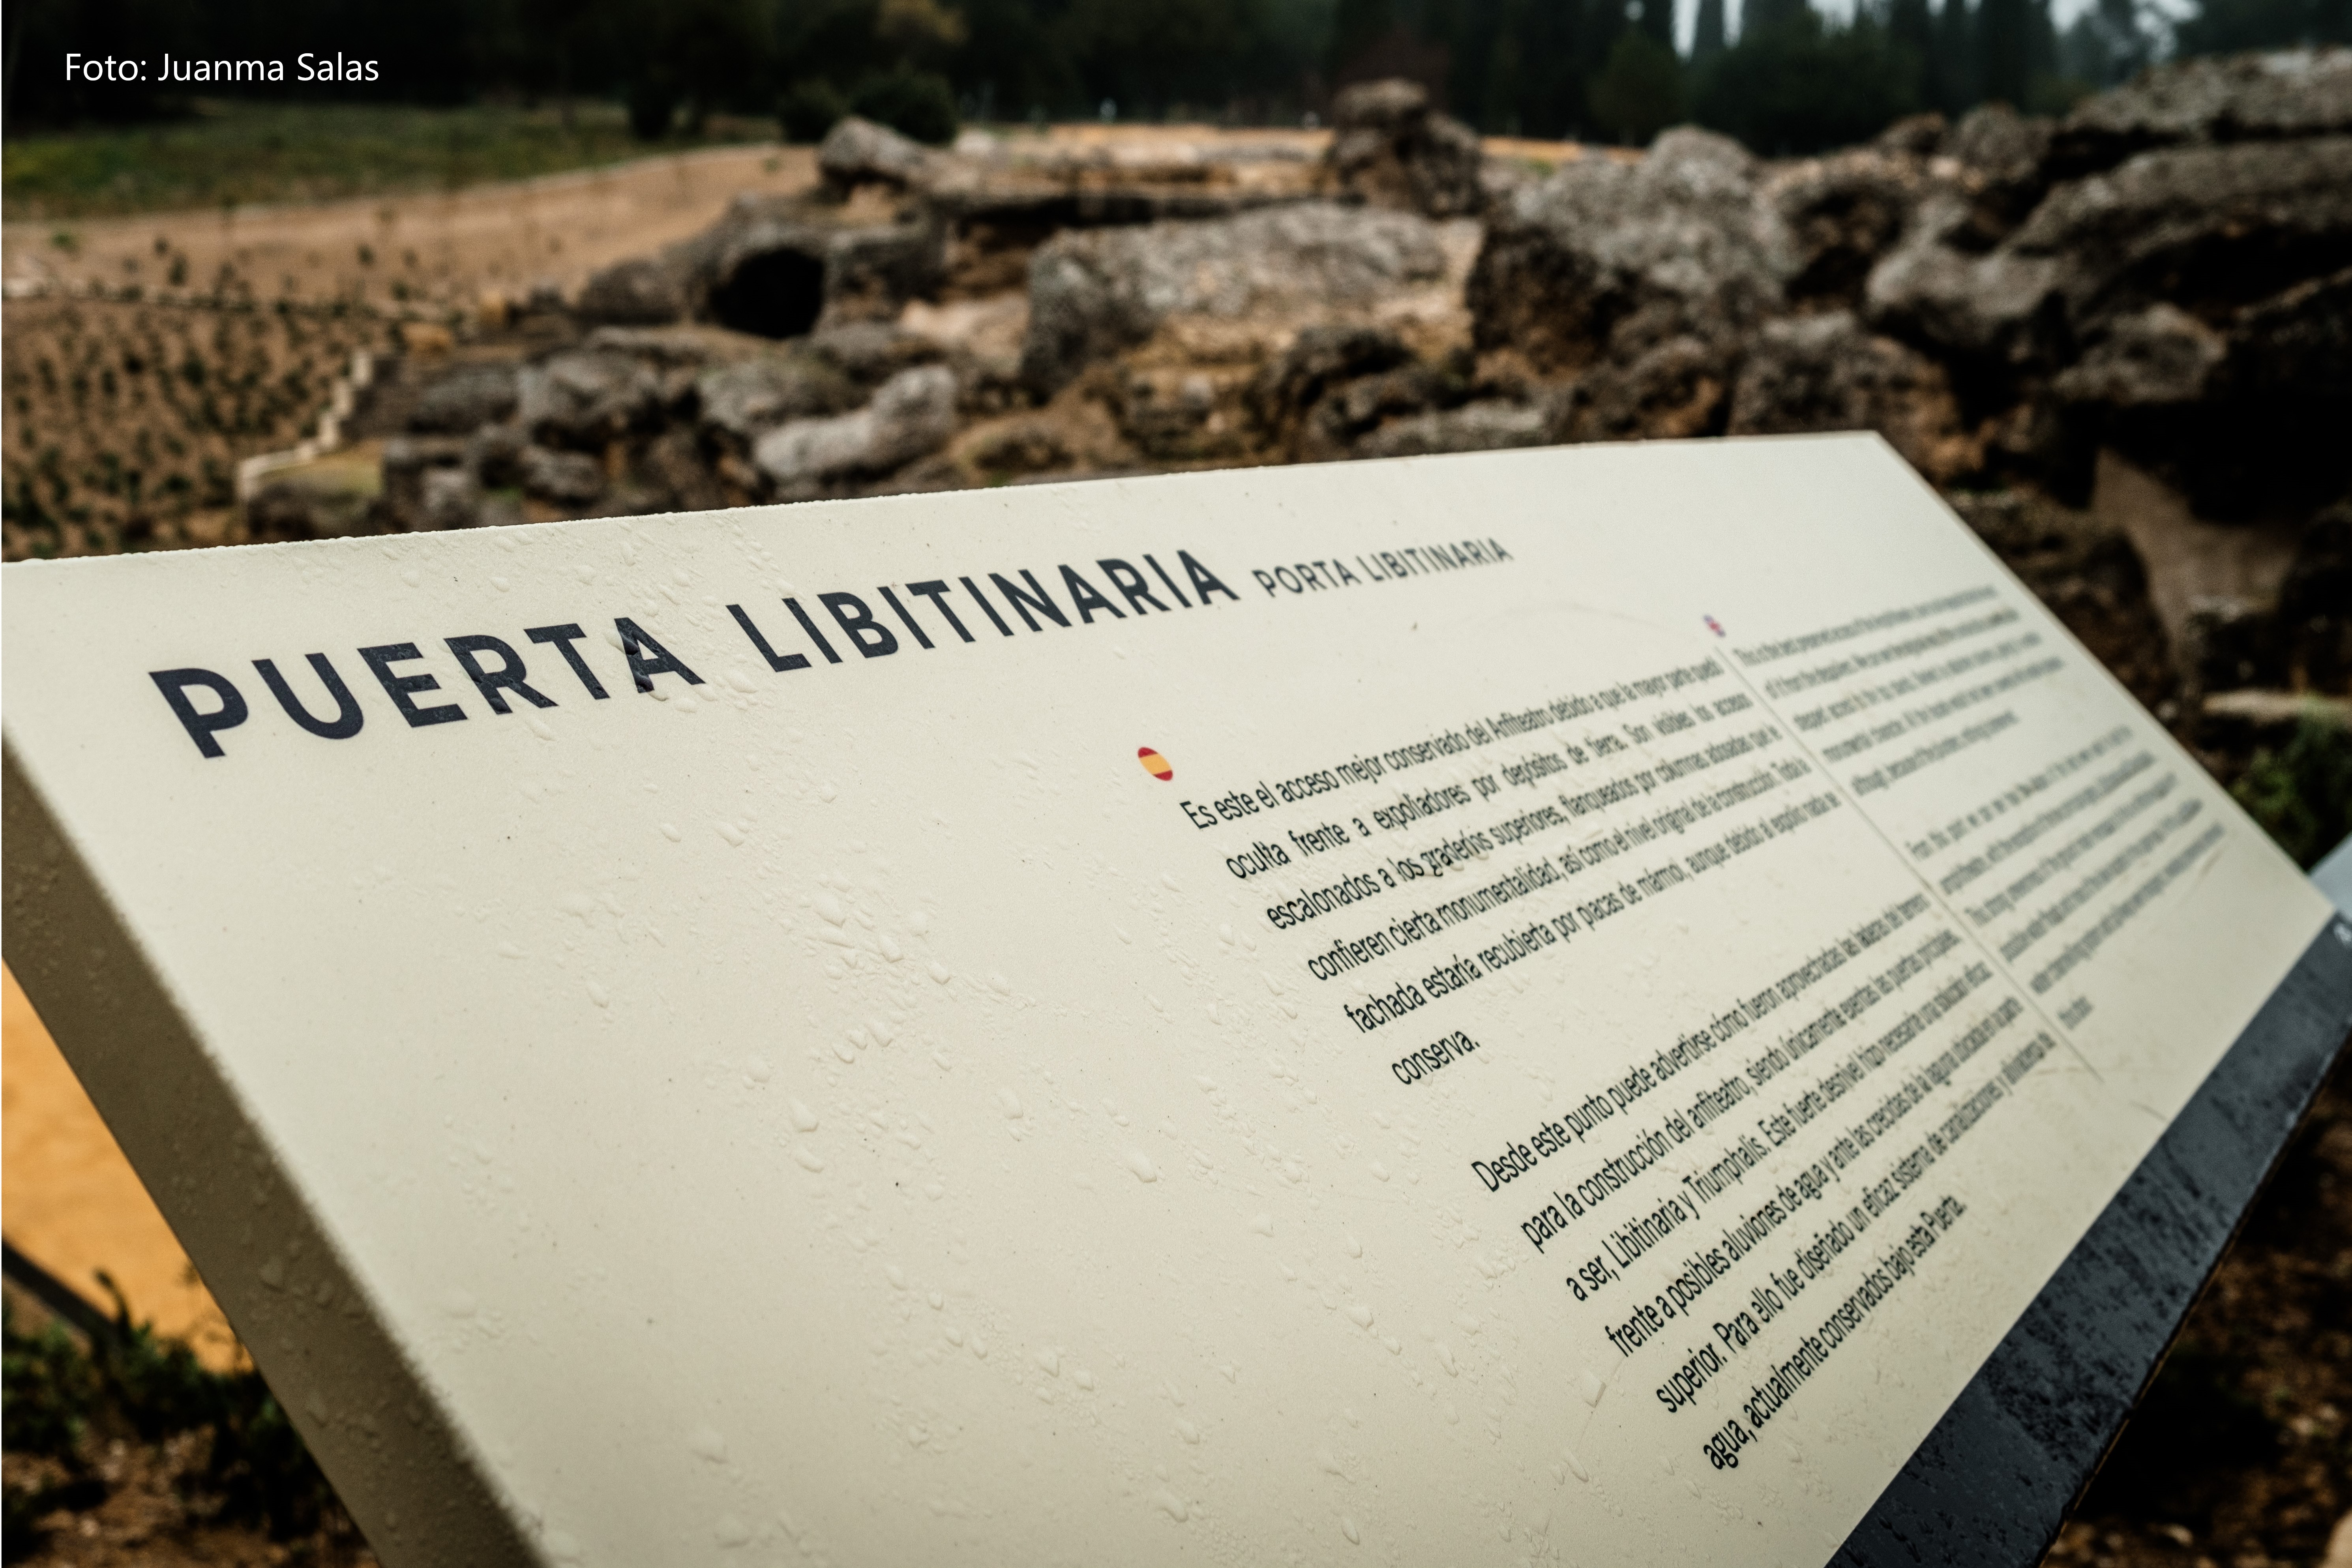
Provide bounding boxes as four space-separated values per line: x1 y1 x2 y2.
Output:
1138 746 1175 782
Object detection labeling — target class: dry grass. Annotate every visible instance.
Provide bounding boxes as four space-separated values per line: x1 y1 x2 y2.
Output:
1 281 390 560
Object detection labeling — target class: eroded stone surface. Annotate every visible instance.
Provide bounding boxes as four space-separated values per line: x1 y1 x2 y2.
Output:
322 64 2352 722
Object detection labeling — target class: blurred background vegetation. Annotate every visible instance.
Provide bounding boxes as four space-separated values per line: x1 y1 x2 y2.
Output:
4 0 2349 176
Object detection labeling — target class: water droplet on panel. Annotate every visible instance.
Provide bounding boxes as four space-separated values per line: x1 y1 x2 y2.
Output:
868 1017 894 1046
401 567 422 588
789 1099 818 1131
1345 1302 1373 1328
928 962 952 984
1073 1368 1094 1390
999 1090 1025 1119
1369 1162 1391 1181
793 1146 826 1172
1176 1418 1200 1443
715 821 745 847
1153 1490 1189 1523
1341 1516 1362 1545
815 894 847 925
659 824 682 843
880 934 903 961
442 1289 478 1319
528 717 555 741
817 783 838 802
988 972 1012 995
1344 1235 1362 1258
1564 1448 1590 1482
1036 1348 1061 1376
1579 1369 1605 1407
545 1530 584 1564
1128 1151 1159 1183
713 1515 752 1547
1436 1343 1457 1376
688 1427 728 1463
746 1058 774 1083
832 1040 858 1064
587 982 611 1008
1249 1213 1274 1236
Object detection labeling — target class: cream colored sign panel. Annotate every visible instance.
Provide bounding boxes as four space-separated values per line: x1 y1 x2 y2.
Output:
3 436 2328 1567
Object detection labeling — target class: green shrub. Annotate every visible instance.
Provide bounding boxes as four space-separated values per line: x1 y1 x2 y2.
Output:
627 77 681 141
3 1299 98 1461
2232 712 2352 869
0 1280 342 1541
850 68 960 146
780 78 851 143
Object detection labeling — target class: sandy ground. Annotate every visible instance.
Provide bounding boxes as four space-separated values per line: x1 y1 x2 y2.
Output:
2 967 236 1366
2 143 822 315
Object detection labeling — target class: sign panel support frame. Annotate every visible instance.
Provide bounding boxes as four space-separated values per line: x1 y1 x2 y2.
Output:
1840 918 2352 1566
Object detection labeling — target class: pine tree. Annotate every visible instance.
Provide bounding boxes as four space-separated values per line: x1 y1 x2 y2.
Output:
1638 0 1678 51
1890 0 1935 103
1692 0 1727 62
2178 0 2352 54
2060 0 2154 88
1591 26 1686 141
1933 0 1976 111
2026 0 2061 97
1441 0 1507 128
1978 0 2029 106
1746 0 1815 37
1330 0 1404 80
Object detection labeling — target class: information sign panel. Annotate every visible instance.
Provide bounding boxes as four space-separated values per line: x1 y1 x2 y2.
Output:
6 435 2346 1567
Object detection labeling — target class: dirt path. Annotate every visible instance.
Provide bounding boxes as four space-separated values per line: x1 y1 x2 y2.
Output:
2 143 822 315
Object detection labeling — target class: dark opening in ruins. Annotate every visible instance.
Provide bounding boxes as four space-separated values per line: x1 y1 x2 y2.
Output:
709 249 826 339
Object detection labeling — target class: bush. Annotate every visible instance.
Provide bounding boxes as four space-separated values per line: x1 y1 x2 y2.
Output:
780 79 851 143
627 77 680 141
2232 712 2352 869
1590 30 1689 146
3 1300 98 1461
1 1281 344 1543
850 68 960 145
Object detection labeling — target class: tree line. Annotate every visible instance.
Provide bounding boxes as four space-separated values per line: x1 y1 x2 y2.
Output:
7 0 2347 152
